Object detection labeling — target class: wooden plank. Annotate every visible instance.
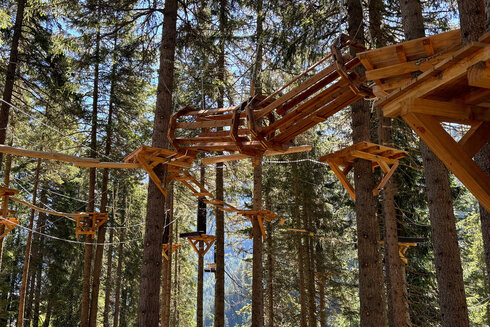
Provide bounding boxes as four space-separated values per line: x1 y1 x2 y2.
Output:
0 144 100 164
403 112 490 211
350 150 398 165
136 156 168 197
402 98 490 123
327 161 356 201
176 119 234 129
458 121 490 157
74 162 141 169
467 60 490 89
373 161 399 196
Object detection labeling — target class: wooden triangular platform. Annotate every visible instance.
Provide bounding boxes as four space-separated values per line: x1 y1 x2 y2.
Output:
162 243 181 260
239 209 279 239
124 145 197 197
362 31 490 211
74 212 108 238
319 142 407 201
186 234 216 257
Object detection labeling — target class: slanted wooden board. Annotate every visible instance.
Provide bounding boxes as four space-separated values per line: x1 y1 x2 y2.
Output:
162 244 181 260
357 29 462 95
239 209 280 239
186 234 216 257
367 30 490 211
319 142 407 200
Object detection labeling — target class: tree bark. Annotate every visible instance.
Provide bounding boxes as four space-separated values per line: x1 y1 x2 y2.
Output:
103 226 114 327
0 152 13 272
346 0 387 325
265 193 274 327
17 158 41 327
32 191 47 327
197 165 206 327
303 194 316 327
137 0 177 325
113 202 127 327
89 40 117 327
399 1 470 325
292 163 308 327
160 187 173 327
214 1 226 326
315 244 327 327
459 2 490 323
377 109 409 327
252 163 264 327
0 0 26 170
81 14 101 326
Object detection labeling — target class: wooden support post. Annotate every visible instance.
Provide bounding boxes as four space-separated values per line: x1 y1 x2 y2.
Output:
327 161 356 201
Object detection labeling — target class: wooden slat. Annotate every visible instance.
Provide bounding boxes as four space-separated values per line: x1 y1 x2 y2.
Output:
0 144 99 164
176 119 234 129
327 161 356 201
458 121 490 158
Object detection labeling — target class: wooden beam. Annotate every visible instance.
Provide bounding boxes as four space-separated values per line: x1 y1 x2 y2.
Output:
402 98 490 123
201 145 312 165
467 60 490 89
403 112 490 211
0 144 99 164
373 161 399 196
74 162 141 169
136 155 168 197
327 161 356 201
458 121 490 158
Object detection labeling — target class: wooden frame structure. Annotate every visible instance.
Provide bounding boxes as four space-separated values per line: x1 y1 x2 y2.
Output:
162 243 181 260
74 212 108 238
361 31 490 211
186 234 216 257
124 145 196 197
0 186 19 238
319 142 407 201
239 209 279 239
168 35 372 165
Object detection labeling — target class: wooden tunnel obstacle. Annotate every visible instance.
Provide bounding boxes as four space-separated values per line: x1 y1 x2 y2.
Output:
361 30 490 211
168 35 372 165
319 142 408 201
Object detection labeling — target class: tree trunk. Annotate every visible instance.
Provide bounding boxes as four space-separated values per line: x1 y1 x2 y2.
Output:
161 187 174 327
81 15 101 326
459 1 490 323
315 244 327 327
0 0 26 169
377 109 409 327
346 0 387 325
197 165 206 327
399 1 470 325
42 296 53 327
303 195 316 327
103 227 114 327
252 163 264 327
120 287 128 327
17 158 41 327
266 196 274 327
172 218 179 326
32 192 47 327
137 0 177 325
113 196 127 327
89 40 117 326
292 163 308 327
0 152 13 270
214 2 226 326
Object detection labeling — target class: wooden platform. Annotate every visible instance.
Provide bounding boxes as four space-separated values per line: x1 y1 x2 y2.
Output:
186 234 216 257
168 35 371 164
319 142 407 201
162 243 181 260
239 209 279 239
364 31 490 210
124 145 197 197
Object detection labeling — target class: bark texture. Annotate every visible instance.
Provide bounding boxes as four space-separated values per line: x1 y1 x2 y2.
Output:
252 163 264 327
137 0 177 324
0 0 26 169
347 0 387 325
399 1 470 325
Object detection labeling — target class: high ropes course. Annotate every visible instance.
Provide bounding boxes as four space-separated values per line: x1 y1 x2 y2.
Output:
1 30 489 261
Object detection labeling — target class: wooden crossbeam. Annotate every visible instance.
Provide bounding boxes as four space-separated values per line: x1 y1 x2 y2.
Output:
239 210 279 239
0 217 19 239
459 121 490 157
403 112 490 211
